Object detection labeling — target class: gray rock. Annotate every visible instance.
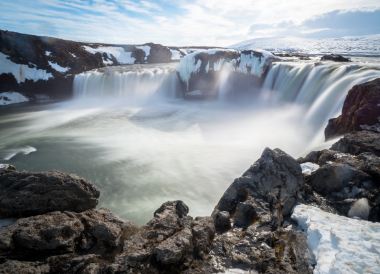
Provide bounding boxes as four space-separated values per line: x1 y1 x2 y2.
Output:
192 217 215 258
309 163 370 195
0 209 132 259
0 170 100 217
214 148 304 227
331 131 380 157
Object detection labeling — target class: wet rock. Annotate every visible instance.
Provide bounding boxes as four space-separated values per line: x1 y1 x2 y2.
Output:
0 170 100 217
325 78 380 139
331 131 380 157
320 54 351 62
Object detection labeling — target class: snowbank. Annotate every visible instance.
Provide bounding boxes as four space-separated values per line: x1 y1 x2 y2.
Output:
292 204 380 274
300 162 320 175
0 52 53 83
83 46 136 65
48 61 70 73
0 91 29 105
176 49 275 88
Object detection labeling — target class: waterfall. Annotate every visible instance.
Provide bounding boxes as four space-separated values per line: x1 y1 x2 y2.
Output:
261 62 380 127
73 64 179 103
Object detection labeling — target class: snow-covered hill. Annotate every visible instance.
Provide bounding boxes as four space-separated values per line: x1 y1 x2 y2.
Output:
232 35 380 56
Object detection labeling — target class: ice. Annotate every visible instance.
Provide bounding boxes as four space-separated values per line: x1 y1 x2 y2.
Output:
0 91 29 105
0 52 53 83
48 61 70 73
292 204 380 274
300 162 320 175
83 46 136 65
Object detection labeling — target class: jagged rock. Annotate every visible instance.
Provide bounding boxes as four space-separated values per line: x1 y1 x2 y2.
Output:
0 170 100 217
214 148 304 227
325 78 380 139
0 260 49 274
320 54 351 62
331 131 380 157
192 217 215 258
233 197 259 228
0 211 84 256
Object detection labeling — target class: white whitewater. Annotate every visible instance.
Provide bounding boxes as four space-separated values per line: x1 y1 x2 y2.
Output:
73 64 179 103
261 62 380 130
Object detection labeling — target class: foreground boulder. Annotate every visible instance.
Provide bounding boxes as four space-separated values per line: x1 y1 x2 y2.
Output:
0 170 100 217
0 209 132 260
325 78 380 139
213 148 304 229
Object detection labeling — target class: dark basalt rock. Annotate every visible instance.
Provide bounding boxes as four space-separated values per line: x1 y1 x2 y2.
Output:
214 148 304 226
0 170 100 217
0 209 132 260
331 130 380 157
320 54 351 62
325 78 380 139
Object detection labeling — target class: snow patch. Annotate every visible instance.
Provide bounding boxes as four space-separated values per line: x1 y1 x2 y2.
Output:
83 46 135 65
137 45 151 60
292 204 380 274
300 162 320 175
45 51 52 57
170 49 182 60
48 61 70 73
0 92 29 105
0 52 53 83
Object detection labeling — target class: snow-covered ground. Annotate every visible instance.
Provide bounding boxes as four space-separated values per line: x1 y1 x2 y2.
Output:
48 61 70 73
0 91 29 105
292 204 380 274
232 35 380 56
83 45 136 65
0 52 53 83
137 45 151 60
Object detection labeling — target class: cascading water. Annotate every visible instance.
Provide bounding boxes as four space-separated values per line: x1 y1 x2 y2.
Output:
261 62 380 129
73 64 179 103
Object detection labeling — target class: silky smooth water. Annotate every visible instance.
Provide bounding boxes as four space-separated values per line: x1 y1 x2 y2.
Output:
0 61 379 224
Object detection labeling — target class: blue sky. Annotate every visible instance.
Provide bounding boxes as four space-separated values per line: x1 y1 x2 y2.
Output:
0 0 379 46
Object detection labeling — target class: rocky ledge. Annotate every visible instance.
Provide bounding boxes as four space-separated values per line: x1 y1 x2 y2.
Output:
1 125 379 273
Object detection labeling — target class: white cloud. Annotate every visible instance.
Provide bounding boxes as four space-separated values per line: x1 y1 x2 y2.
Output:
0 0 379 46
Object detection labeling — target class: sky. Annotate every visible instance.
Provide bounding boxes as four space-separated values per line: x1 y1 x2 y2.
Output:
0 0 379 46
